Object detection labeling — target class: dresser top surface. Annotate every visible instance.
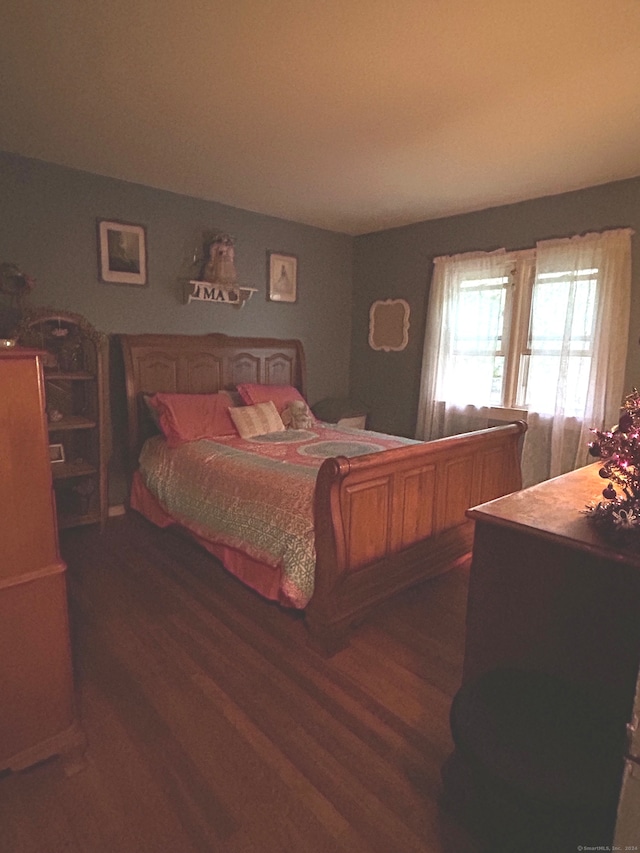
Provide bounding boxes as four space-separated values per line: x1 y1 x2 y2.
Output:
0 346 45 360
467 463 640 567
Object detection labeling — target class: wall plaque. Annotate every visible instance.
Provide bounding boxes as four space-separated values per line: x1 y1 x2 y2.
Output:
368 299 410 351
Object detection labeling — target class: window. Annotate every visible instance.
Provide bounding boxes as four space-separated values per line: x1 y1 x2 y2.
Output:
441 257 598 417
417 230 632 485
444 270 511 407
519 266 598 417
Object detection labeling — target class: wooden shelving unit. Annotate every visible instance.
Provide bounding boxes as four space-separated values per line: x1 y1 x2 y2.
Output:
17 309 110 530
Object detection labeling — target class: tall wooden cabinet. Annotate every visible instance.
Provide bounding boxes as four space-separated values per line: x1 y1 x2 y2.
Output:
17 310 110 530
0 346 82 772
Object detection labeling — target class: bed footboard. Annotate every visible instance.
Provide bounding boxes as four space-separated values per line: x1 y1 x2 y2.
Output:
306 421 527 653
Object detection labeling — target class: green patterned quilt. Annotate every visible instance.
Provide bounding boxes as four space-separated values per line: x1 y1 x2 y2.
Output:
139 425 418 607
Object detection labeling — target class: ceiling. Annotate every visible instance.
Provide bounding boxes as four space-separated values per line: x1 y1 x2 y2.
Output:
2 0 640 235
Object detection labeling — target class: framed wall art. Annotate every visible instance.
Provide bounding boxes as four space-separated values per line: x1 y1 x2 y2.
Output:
267 251 297 303
97 219 148 286
49 443 65 464
369 299 410 351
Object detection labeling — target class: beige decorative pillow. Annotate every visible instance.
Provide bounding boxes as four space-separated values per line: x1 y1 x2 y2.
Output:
229 400 285 438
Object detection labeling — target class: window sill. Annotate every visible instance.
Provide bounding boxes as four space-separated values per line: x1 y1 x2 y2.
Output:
488 406 528 422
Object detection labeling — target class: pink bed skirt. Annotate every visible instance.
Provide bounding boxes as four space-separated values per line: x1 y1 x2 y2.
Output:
130 471 296 607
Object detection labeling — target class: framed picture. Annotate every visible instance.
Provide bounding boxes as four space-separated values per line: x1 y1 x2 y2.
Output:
49 443 65 464
267 252 297 303
369 299 410 352
97 219 148 286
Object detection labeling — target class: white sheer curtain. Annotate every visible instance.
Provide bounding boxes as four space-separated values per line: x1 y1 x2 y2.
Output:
416 229 632 487
521 229 632 485
416 249 513 440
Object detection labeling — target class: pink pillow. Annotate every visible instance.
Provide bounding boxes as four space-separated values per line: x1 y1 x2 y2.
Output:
147 391 237 448
236 383 314 418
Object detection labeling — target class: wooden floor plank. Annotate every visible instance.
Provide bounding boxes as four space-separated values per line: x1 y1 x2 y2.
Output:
0 512 479 853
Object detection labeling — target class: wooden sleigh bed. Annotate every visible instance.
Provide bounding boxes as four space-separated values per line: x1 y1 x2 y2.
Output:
120 332 526 653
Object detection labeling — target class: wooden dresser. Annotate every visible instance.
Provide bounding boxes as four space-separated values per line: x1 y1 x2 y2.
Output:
0 346 82 772
451 463 640 846
464 462 640 713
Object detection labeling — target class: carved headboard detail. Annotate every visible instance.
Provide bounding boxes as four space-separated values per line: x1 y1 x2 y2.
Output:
119 332 307 477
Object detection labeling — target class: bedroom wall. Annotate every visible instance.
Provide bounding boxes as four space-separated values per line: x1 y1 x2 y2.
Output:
351 177 640 437
0 151 353 503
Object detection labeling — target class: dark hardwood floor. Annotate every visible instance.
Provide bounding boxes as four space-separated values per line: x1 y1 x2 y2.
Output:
0 512 480 853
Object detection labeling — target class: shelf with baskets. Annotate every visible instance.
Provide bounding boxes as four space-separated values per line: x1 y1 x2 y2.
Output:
17 310 110 530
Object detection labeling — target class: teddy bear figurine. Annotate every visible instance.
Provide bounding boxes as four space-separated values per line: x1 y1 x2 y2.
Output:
282 399 314 430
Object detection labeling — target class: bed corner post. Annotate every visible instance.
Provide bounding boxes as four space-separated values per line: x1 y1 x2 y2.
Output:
306 456 352 656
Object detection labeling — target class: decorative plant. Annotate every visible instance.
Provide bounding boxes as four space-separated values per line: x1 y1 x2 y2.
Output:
584 388 640 532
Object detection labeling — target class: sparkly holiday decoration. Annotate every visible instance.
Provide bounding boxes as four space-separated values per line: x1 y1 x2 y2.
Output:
583 388 640 536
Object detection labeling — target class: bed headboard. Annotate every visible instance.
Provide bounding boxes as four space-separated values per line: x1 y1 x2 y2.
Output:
119 332 307 477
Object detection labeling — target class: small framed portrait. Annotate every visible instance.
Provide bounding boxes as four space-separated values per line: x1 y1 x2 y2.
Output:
49 443 66 464
267 252 297 303
97 219 148 286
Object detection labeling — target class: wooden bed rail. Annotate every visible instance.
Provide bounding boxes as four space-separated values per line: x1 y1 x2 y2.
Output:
307 421 527 652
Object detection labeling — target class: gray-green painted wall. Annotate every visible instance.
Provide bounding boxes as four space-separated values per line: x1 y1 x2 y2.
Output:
0 151 353 503
4 150 639 500
0 151 353 405
352 177 640 436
